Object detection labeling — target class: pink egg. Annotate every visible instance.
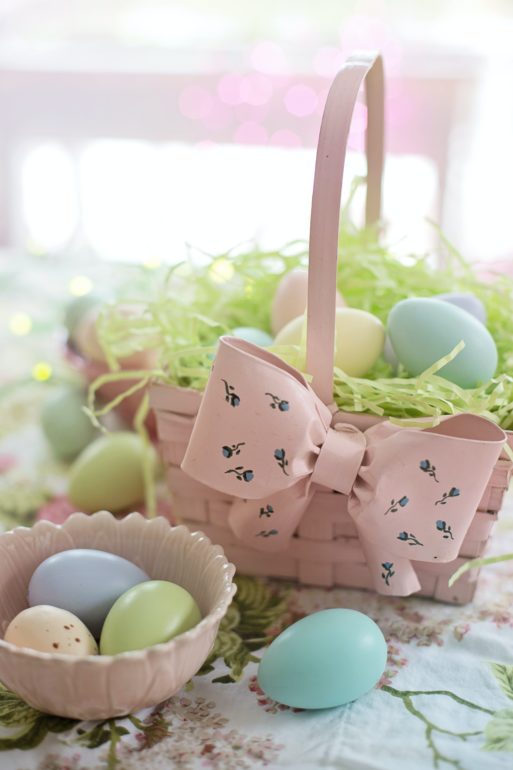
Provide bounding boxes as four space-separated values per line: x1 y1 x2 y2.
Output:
271 270 345 335
74 305 158 370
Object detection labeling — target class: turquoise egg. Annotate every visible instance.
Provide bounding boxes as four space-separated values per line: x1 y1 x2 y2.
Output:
232 327 273 347
388 298 497 388
436 292 487 325
257 609 387 709
41 387 98 460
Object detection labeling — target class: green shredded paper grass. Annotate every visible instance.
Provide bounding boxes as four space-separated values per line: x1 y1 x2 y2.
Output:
94 217 513 431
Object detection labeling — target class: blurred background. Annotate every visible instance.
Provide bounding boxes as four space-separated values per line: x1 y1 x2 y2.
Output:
0 0 512 266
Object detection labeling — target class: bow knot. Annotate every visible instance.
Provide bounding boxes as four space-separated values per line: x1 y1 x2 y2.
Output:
181 337 506 596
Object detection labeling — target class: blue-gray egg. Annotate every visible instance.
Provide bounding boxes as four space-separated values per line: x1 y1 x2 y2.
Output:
436 292 487 325
232 327 273 347
257 609 387 709
387 298 497 389
28 549 149 637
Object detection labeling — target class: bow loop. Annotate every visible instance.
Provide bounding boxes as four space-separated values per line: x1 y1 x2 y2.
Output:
181 336 507 596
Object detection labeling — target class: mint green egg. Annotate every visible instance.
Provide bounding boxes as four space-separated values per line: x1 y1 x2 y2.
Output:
69 432 156 513
100 580 201 654
257 609 387 709
41 387 97 460
232 327 273 347
388 298 497 389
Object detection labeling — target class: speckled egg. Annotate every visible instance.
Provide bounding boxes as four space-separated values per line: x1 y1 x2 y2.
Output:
41 387 98 461
100 580 201 655
257 609 387 709
4 606 98 656
387 298 498 388
232 327 273 347
271 269 345 335
68 432 157 513
28 549 149 637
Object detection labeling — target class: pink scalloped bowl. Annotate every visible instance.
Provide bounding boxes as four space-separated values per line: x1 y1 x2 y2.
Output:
0 511 236 720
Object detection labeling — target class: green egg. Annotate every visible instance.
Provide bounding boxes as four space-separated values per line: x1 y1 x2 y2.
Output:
68 432 156 513
100 580 201 655
41 387 97 460
64 293 105 339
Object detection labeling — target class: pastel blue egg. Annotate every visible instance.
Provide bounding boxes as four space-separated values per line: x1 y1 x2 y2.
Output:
388 298 497 389
232 327 273 347
28 549 149 638
257 609 387 709
437 292 487 325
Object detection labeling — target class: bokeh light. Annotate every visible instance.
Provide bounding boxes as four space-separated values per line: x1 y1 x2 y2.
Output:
32 362 53 382
269 129 302 148
68 275 93 296
8 313 32 336
284 84 318 117
233 122 268 145
239 74 273 106
209 258 235 284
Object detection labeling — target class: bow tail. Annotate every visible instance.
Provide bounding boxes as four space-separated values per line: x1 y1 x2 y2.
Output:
228 481 313 553
358 536 421 596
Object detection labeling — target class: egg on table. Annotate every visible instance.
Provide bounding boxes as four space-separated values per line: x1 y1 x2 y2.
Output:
29 549 149 638
257 609 387 709
274 307 385 377
271 269 345 335
41 386 98 461
4 606 98 656
100 580 201 655
387 298 497 388
68 432 157 513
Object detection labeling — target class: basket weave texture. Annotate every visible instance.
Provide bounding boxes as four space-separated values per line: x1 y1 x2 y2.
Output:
150 384 513 605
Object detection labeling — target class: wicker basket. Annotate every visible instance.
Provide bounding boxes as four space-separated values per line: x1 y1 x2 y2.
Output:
149 52 513 604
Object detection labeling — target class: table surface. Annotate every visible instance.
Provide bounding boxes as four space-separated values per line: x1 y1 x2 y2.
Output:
1 257 513 770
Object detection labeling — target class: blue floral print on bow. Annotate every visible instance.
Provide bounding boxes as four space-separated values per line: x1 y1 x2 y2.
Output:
225 466 254 482
259 504 274 518
384 496 409 515
435 487 460 506
265 392 290 412
436 520 454 540
274 448 289 476
222 442 245 458
221 379 240 407
397 531 423 546
419 459 439 482
381 562 395 586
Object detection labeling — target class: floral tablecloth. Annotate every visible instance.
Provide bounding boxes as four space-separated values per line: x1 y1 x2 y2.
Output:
1 255 513 770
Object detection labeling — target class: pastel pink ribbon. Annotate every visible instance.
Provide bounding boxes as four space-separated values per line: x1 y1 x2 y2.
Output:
182 337 506 596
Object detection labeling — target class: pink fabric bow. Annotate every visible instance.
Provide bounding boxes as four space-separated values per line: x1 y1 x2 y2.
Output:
182 337 506 596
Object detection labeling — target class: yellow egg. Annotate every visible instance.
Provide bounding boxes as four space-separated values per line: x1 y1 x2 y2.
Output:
4 606 98 656
274 308 385 377
271 270 345 335
334 308 385 376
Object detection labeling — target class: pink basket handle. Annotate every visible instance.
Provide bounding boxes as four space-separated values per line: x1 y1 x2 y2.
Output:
306 52 384 404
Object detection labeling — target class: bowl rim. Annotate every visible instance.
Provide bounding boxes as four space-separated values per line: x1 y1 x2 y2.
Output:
0 511 236 664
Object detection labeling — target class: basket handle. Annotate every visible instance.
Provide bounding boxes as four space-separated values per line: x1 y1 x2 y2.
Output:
306 52 384 404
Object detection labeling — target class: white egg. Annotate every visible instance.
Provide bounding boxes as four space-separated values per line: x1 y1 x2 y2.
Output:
4 606 98 656
271 270 345 335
